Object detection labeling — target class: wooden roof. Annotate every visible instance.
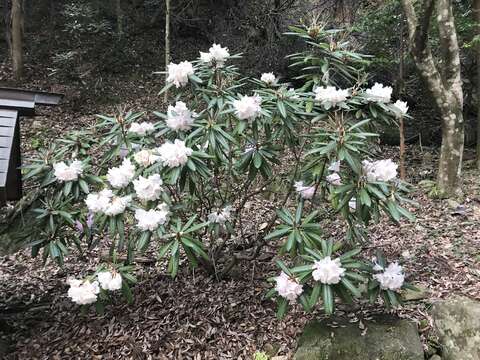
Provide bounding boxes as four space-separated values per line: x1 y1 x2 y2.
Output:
0 88 63 204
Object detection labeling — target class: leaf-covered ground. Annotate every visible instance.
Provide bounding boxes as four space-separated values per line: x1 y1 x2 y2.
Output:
1 75 480 359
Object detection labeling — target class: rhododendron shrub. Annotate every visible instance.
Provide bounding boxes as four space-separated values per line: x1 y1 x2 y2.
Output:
5 29 417 315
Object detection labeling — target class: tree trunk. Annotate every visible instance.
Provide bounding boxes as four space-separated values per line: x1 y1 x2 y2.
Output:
398 18 406 180
116 0 123 38
401 0 464 196
164 0 171 102
474 0 480 170
10 0 23 80
3 0 11 52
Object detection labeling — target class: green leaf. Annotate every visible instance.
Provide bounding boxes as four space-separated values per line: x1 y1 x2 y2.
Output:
322 284 334 315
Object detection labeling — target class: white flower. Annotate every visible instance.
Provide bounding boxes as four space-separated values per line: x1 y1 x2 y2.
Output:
274 272 303 302
401 250 412 259
104 195 132 216
328 161 340 172
393 100 408 115
157 139 193 167
85 189 113 214
200 51 213 64
208 205 233 224
362 159 397 182
133 174 163 201
202 43 230 67
349 199 357 210
166 61 194 88
294 181 315 199
314 86 349 106
233 95 262 121
373 262 405 291
129 122 155 136
97 271 122 291
53 160 83 182
107 158 136 188
366 83 392 103
67 279 100 305
133 149 159 167
312 257 345 284
326 173 342 186
135 206 169 231
166 101 196 131
260 72 277 85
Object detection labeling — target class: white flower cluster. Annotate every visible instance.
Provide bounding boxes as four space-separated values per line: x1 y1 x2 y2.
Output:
393 100 408 115
312 256 346 284
362 159 397 182
166 101 196 131
314 86 349 106
129 122 155 136
200 43 230 67
208 206 232 224
326 160 341 185
157 139 193 168
85 189 132 216
107 158 136 188
294 181 315 199
53 160 83 182
134 149 159 167
68 270 123 305
135 203 169 231
274 272 303 302
326 173 341 186
233 95 262 121
167 61 194 88
97 271 123 291
133 174 163 202
260 72 277 85
67 279 100 305
373 262 405 291
366 83 392 103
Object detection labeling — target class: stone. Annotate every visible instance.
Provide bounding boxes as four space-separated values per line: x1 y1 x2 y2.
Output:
401 284 429 301
429 356 442 360
431 297 480 360
294 315 423 360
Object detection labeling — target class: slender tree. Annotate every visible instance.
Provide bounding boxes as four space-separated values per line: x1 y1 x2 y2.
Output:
474 0 480 169
10 0 23 80
116 0 123 39
164 0 171 102
401 0 464 196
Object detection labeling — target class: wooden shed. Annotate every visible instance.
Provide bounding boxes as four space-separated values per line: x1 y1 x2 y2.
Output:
0 88 62 205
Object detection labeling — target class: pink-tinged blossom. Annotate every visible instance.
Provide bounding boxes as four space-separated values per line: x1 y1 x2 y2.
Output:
129 122 155 136
157 139 193 168
274 272 303 302
233 95 262 121
366 83 392 103
67 279 100 305
314 86 349 106
373 262 405 291
53 160 83 182
312 257 345 284
167 61 194 88
294 181 315 199
326 173 342 186
97 271 122 291
362 159 397 182
166 101 196 131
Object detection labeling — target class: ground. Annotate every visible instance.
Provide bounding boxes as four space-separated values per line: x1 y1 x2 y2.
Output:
1 65 480 359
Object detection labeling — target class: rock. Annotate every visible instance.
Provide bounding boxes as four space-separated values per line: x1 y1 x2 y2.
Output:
401 284 429 301
429 355 442 360
294 315 423 360
431 297 480 360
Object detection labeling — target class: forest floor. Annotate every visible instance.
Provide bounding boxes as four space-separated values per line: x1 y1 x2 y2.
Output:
1 67 480 360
